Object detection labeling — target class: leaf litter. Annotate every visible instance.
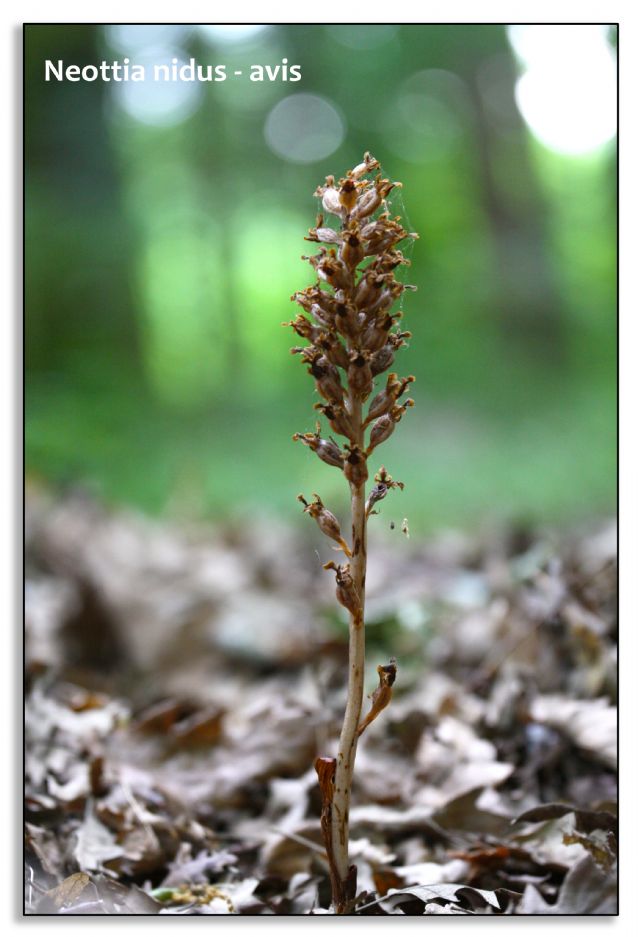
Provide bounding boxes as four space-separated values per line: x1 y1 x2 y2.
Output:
24 487 617 914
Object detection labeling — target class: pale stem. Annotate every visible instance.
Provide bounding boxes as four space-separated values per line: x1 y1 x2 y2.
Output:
330 391 367 897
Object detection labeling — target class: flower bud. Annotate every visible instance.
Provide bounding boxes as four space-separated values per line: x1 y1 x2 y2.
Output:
353 177 400 221
291 287 315 312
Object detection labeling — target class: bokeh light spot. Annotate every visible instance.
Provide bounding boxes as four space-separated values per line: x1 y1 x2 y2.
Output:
111 51 203 127
198 24 268 44
508 25 616 155
106 25 193 55
264 94 345 164
385 69 469 164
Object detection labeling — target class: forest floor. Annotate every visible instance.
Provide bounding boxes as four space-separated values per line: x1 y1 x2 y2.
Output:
24 486 617 915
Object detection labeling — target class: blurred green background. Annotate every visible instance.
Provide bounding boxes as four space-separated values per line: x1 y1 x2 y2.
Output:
25 24 617 531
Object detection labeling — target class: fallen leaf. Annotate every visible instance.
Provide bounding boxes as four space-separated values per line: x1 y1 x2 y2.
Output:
73 811 124 871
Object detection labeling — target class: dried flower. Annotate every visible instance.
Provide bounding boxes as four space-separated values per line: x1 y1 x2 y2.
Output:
297 494 351 556
343 444 369 488
366 399 414 455
293 424 344 468
365 373 413 425
357 658 398 737
365 466 405 517
314 402 355 440
347 350 373 401
323 561 361 618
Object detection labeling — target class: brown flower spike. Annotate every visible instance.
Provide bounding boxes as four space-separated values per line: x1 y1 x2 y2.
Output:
288 153 417 914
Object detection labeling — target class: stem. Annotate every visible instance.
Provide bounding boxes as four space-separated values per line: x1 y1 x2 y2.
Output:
293 155 415 915
330 392 366 912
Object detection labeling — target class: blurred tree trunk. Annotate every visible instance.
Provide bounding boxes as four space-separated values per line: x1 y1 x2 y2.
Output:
460 33 566 363
25 25 140 375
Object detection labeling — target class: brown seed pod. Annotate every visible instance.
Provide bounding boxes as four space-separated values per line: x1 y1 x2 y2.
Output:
314 403 355 440
366 400 414 455
333 302 361 342
293 426 344 468
306 226 341 244
316 332 350 370
343 445 369 488
285 314 323 343
361 312 399 354
298 494 352 556
347 350 373 402
370 331 411 376
304 350 345 404
340 231 365 269
365 373 400 425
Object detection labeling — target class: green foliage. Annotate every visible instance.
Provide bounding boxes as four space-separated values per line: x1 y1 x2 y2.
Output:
25 24 616 527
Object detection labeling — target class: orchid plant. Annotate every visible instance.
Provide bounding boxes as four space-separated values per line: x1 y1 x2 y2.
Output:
286 152 417 913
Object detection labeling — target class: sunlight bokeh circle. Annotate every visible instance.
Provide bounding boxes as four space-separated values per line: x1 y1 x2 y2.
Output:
508 25 616 156
264 94 345 164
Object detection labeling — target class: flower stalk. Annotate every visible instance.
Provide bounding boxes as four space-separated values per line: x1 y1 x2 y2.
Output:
288 153 417 913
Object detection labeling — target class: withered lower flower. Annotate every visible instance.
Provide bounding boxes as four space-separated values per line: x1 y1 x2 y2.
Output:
323 561 361 617
297 494 351 556
366 399 414 455
293 424 344 468
365 373 415 425
357 657 398 737
347 350 373 402
365 466 405 517
343 444 369 488
370 330 411 376
287 153 418 915
314 402 355 440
